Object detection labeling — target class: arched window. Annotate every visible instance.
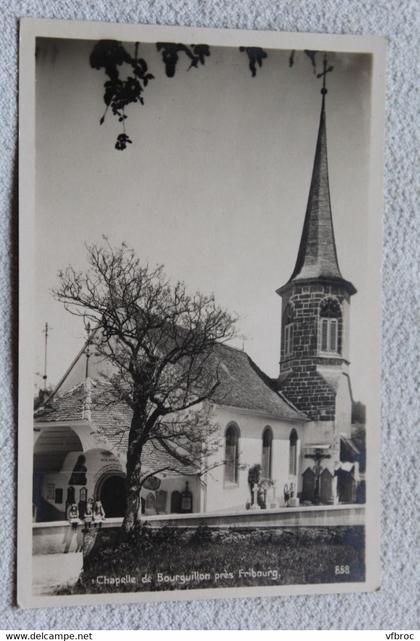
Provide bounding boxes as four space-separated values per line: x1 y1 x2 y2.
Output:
66 486 75 505
283 304 294 357
319 298 342 354
79 487 87 502
289 429 298 476
261 426 273 479
225 423 240 484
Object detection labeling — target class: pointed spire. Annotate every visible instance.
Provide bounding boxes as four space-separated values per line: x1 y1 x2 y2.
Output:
289 93 342 281
278 59 355 296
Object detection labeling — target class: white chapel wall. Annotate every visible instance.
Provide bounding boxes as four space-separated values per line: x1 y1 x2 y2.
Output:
203 406 305 512
335 374 353 437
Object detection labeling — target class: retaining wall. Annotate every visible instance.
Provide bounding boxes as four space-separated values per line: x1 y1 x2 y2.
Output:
33 504 365 555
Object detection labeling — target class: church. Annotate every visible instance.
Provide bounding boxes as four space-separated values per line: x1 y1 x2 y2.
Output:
33 89 363 523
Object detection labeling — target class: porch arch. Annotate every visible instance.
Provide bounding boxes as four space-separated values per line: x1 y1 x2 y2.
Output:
33 425 84 522
95 471 127 518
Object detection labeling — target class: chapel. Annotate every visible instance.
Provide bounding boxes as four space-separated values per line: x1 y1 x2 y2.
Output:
33 85 364 523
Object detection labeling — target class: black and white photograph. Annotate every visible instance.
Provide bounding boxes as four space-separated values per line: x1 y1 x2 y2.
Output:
18 19 385 608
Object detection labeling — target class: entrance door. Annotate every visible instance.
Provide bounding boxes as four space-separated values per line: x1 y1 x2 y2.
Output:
99 475 127 517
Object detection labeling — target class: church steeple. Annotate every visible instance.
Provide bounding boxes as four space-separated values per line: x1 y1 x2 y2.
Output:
278 57 355 296
275 58 357 423
289 95 341 281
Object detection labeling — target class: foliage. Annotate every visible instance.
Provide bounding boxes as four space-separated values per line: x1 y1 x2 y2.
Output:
89 40 210 149
90 39 329 150
247 463 262 488
57 525 365 594
156 43 210 77
352 400 366 424
239 47 268 76
288 49 324 73
90 41 154 150
188 523 213 544
351 420 366 473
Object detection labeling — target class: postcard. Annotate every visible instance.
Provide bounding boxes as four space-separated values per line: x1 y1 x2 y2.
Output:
18 17 385 607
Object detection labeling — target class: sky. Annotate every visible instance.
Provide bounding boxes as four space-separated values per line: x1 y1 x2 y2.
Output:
34 37 372 403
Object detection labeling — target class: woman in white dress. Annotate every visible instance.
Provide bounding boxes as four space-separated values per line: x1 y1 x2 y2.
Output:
83 498 94 530
67 502 80 530
93 499 106 528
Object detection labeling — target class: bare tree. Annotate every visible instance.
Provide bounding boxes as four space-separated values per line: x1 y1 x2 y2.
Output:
53 240 237 533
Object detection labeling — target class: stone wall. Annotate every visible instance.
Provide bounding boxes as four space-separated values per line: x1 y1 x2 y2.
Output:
279 281 351 420
281 369 337 421
32 505 365 555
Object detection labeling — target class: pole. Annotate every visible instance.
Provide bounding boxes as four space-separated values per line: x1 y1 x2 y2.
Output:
42 322 49 390
85 321 91 379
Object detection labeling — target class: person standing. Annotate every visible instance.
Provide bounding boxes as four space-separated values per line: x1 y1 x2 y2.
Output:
93 499 106 528
83 498 94 530
67 502 80 530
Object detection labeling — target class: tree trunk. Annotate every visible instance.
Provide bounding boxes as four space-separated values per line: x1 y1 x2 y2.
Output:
121 405 147 535
122 458 143 534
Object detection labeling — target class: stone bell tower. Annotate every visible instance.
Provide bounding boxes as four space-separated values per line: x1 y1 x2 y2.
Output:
276 61 356 424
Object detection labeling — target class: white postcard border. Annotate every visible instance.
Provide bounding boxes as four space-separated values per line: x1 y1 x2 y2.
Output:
18 17 386 609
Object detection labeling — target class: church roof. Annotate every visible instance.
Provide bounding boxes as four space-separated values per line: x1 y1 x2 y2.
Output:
210 343 305 420
277 94 356 295
34 380 198 476
35 341 305 427
34 341 305 476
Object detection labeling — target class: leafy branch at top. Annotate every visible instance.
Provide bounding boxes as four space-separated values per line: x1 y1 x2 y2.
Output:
90 41 210 150
90 41 328 151
156 43 210 77
239 47 268 76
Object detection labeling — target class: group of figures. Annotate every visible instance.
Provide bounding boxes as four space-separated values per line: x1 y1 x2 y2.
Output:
248 481 299 510
67 498 106 531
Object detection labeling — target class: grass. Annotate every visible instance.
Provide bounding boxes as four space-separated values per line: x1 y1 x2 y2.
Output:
58 524 365 594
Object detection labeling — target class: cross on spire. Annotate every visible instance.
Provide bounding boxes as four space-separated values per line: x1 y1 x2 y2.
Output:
42 322 52 390
277 53 356 297
317 53 333 99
